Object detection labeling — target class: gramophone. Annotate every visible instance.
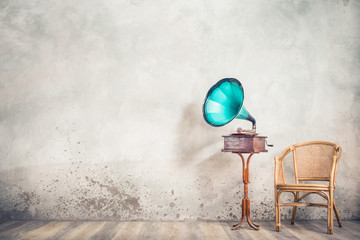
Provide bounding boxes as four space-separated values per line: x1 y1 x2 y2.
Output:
203 78 255 131
202 78 271 231
203 78 271 153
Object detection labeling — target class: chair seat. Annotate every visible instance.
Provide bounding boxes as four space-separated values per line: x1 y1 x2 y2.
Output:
277 183 330 191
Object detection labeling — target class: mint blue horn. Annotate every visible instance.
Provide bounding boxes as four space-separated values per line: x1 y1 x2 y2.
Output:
203 78 256 130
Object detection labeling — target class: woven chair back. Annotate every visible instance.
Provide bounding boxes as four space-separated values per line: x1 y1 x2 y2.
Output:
294 143 336 180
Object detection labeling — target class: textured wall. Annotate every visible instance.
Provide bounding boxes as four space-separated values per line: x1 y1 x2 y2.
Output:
0 0 359 221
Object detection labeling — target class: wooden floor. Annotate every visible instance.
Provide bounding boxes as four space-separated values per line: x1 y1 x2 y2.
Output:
0 220 359 240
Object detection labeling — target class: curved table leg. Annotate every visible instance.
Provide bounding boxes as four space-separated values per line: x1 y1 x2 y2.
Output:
232 198 247 230
232 216 245 230
247 214 260 229
246 199 260 229
232 198 259 230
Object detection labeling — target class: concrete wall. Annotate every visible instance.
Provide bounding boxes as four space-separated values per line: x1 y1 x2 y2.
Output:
0 0 359 221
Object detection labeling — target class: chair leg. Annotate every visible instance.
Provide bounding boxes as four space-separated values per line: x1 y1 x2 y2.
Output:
333 202 342 227
275 190 281 232
276 204 281 231
291 192 299 225
291 206 297 225
327 189 334 234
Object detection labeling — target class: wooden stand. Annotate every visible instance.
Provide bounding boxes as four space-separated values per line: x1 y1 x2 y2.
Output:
222 133 268 231
231 153 259 230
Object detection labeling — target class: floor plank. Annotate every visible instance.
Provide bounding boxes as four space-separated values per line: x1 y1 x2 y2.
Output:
199 222 230 240
158 222 183 240
0 221 48 240
220 222 253 240
301 221 343 240
336 221 360 240
18 221 71 240
90 221 121 240
0 220 358 240
111 222 143 240
59 221 107 240
282 221 328 240
47 221 84 240
245 222 282 240
0 221 27 232
136 222 163 240
181 222 206 240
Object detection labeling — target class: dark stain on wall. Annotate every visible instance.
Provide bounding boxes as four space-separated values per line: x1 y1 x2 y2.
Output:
83 176 140 214
0 180 40 219
0 163 143 221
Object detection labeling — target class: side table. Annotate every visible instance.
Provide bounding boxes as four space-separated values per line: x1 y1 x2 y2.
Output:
222 133 269 230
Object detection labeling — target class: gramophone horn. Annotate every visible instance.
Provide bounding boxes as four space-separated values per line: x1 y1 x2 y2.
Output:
202 78 256 130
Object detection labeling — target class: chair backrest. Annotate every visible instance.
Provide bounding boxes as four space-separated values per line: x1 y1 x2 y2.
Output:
292 141 341 183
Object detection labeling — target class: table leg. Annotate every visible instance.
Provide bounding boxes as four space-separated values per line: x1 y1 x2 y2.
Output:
231 153 260 231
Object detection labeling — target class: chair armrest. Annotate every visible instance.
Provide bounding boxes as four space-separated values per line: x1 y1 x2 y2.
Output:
274 157 284 186
274 146 292 186
330 145 342 187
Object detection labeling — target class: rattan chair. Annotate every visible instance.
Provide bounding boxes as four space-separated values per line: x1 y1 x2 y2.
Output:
274 141 342 234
